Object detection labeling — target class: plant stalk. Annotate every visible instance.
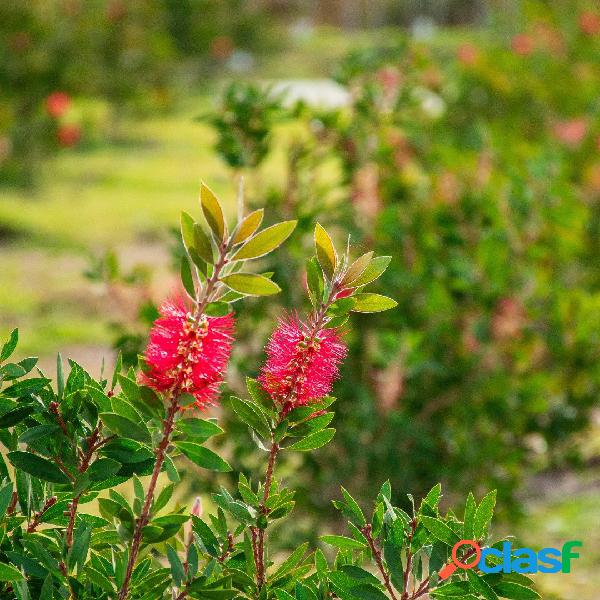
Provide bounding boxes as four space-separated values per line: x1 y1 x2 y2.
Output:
118 239 231 600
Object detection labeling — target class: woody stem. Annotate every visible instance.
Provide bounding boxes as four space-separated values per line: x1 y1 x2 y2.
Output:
118 240 230 600
118 394 179 600
252 282 340 590
254 441 280 589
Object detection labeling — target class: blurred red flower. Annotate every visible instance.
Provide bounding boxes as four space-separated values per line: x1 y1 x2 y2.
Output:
210 36 234 61
579 11 600 36
57 124 81 147
46 92 71 118
141 296 234 409
553 118 587 148
511 34 534 56
457 43 478 66
259 316 347 413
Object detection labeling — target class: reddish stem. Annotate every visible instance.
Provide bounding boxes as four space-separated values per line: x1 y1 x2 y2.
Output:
118 240 231 600
362 524 399 600
118 395 179 600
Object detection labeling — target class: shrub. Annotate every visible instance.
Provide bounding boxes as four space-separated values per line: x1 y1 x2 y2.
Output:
0 187 532 599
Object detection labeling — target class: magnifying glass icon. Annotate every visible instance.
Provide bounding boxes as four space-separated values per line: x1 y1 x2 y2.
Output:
439 540 482 580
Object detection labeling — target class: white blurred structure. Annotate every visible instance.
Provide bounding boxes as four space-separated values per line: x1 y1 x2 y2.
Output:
269 79 351 109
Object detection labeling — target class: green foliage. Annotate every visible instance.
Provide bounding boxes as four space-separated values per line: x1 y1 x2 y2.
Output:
0 189 530 598
199 0 600 520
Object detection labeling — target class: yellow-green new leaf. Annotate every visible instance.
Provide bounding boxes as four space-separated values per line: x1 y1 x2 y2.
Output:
314 223 337 278
200 182 226 240
193 223 214 264
352 293 398 313
342 251 374 286
233 220 297 261
180 212 196 251
233 209 264 244
221 273 281 296
350 256 391 287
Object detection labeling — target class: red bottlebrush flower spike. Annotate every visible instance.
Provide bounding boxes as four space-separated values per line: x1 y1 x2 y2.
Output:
141 296 234 409
259 316 347 413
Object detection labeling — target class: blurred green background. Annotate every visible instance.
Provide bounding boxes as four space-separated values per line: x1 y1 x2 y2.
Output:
1 1 599 598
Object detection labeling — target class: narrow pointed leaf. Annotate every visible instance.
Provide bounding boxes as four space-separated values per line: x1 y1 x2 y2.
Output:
8 451 71 484
200 183 226 240
342 252 374 286
314 223 337 278
233 209 264 244
232 220 297 261
221 273 281 296
352 293 397 313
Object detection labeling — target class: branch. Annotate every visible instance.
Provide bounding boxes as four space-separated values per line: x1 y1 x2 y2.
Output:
26 496 57 533
362 524 399 600
118 239 232 600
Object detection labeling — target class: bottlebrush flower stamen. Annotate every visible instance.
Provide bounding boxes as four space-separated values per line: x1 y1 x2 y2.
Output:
141 296 234 409
259 316 347 413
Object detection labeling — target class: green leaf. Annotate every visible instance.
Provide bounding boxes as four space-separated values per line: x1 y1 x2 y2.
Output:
493 582 540 599
340 487 366 527
342 252 374 286
2 377 50 398
181 211 196 251
56 352 64 401
205 302 231 316
306 256 324 307
174 442 231 472
228 396 272 439
272 542 309 579
181 256 196 298
7 451 70 485
167 544 185 587
233 209 264 244
84 566 115 594
0 483 13 521
321 535 367 550
349 256 391 287
69 524 91 572
474 490 497 540
314 223 337 278
99 413 151 444
192 516 220 556
287 428 335 451
194 224 215 264
467 571 498 600
153 483 174 514
463 492 476 540
232 220 297 260
0 329 18 362
431 581 472 597
87 458 121 481
178 418 224 441
0 562 25 582
221 273 281 296
352 293 398 313
200 182 226 240
420 516 460 546
0 405 35 428
421 483 442 514
178 393 197 408
327 297 356 317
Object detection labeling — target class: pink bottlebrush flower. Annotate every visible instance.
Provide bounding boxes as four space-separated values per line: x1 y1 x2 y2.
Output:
141 296 234 409
259 316 347 413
